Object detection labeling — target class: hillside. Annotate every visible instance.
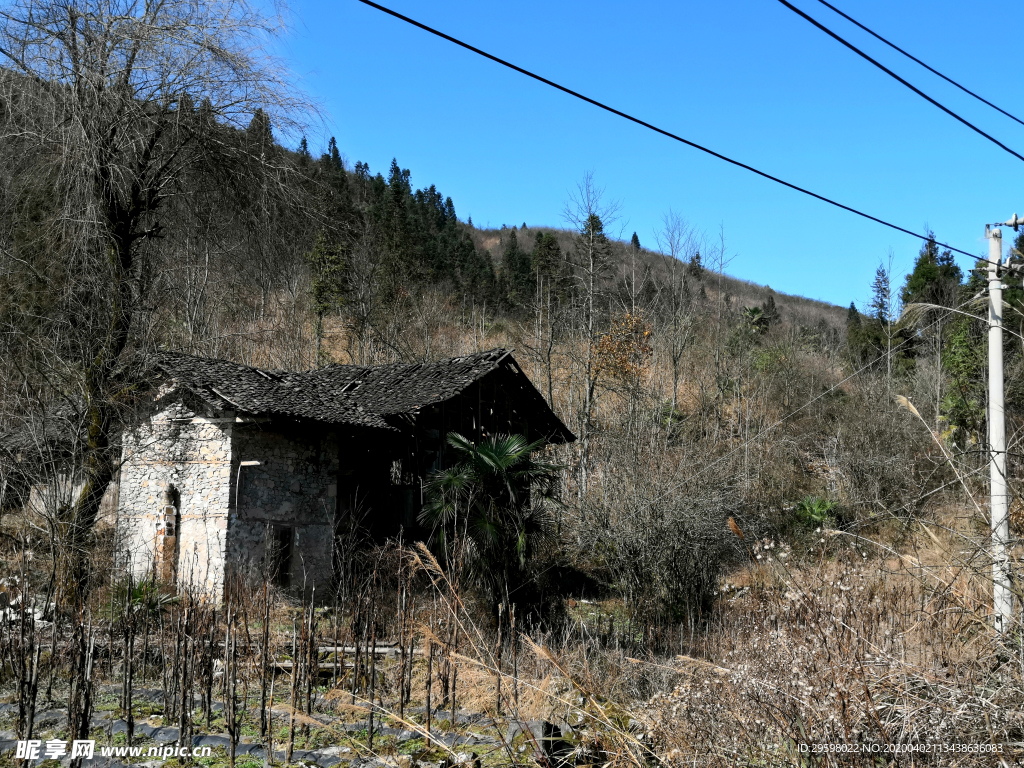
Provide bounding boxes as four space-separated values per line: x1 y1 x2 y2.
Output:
471 223 848 332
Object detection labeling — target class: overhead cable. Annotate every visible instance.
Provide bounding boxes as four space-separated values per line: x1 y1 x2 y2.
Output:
776 0 1024 164
812 0 1024 128
355 0 981 261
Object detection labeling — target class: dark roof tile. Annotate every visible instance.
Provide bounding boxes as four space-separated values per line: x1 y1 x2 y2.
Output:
154 349 528 432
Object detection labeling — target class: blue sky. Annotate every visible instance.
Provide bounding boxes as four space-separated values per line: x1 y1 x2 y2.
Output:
277 0 1021 309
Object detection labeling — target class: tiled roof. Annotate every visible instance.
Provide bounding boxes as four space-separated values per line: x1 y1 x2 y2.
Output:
153 349 572 441
154 352 394 430
303 350 512 415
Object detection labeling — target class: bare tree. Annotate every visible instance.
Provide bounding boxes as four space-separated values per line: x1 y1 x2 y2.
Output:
654 210 702 413
0 0 315 600
561 173 620 504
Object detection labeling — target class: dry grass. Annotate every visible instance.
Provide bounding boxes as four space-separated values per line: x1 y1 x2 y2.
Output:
640 528 1023 766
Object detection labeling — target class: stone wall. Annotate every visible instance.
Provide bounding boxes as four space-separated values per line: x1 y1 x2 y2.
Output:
227 424 338 593
116 399 233 595
117 393 342 598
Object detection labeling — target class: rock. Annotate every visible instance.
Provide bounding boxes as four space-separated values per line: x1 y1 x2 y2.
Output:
434 733 477 748
439 751 479 768
313 755 344 767
340 720 370 733
427 709 483 726
318 746 353 757
350 759 388 768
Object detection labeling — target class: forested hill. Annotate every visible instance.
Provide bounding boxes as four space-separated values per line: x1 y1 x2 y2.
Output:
285 140 850 364
331 145 848 324
468 224 847 329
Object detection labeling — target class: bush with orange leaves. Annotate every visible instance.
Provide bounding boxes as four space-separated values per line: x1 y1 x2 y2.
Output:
595 311 653 383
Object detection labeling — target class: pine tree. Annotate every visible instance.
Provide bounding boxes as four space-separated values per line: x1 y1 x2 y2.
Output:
327 136 342 171
901 231 961 307
1003 230 1024 314
384 159 412 250
503 229 532 307
760 294 780 329
247 108 272 156
305 233 348 366
532 233 562 280
847 302 861 328
631 232 641 251
899 233 963 426
870 265 892 323
687 251 704 280
868 262 902 384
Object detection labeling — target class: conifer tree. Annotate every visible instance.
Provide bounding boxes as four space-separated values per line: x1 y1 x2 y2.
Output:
900 233 962 428
760 295 780 329
532 233 561 277
503 229 532 307
247 109 273 155
327 136 343 171
847 302 861 328
687 251 704 280
869 261 900 383
870 265 892 323
901 231 961 307
305 233 348 366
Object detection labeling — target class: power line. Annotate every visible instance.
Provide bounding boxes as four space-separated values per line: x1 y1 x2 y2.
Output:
355 0 981 261
776 0 1024 164
812 0 1024 129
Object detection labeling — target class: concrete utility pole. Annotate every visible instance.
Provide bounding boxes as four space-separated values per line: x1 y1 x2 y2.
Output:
986 224 1012 633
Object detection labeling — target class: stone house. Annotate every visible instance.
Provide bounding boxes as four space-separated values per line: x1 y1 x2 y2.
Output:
116 349 574 596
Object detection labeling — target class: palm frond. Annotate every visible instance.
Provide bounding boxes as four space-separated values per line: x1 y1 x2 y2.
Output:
422 430 563 609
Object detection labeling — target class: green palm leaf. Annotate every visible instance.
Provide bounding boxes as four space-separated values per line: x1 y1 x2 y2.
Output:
419 432 563 613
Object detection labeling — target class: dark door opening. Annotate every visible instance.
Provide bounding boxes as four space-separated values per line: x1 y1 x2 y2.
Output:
270 526 293 588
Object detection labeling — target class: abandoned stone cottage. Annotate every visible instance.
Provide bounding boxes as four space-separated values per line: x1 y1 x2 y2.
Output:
116 349 574 596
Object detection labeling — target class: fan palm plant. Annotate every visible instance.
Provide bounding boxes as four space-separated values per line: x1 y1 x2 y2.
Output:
419 432 562 613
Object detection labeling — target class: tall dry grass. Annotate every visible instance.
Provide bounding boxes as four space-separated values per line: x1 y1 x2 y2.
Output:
641 524 1022 766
